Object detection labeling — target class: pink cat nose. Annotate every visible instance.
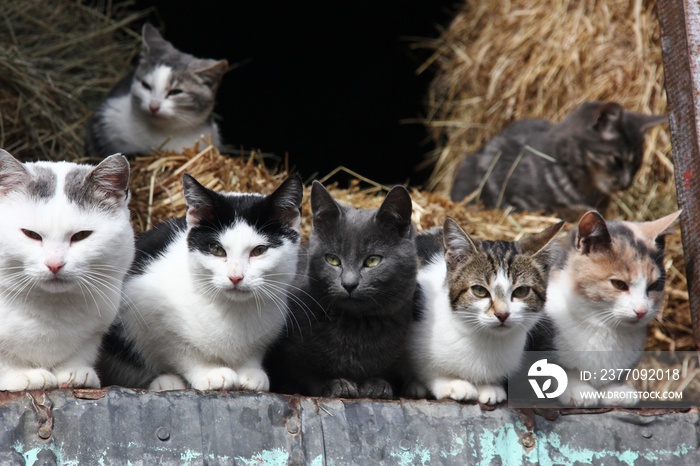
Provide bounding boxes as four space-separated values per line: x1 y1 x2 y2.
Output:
46 262 64 274
495 312 510 322
634 309 648 319
149 102 161 113
228 274 244 285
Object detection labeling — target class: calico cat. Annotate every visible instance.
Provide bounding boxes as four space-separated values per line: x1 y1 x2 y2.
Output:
265 181 417 398
535 210 681 406
450 101 667 220
85 23 228 158
407 217 564 404
0 150 134 391
97 173 302 391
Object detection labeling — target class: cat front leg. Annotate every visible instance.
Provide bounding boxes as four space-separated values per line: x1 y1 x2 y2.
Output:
429 377 478 401
322 378 360 398
476 384 507 405
53 345 101 389
236 356 270 392
358 378 393 399
149 374 187 391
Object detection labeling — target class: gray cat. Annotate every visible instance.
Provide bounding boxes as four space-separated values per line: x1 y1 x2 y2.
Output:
450 101 666 220
265 181 418 399
85 23 228 158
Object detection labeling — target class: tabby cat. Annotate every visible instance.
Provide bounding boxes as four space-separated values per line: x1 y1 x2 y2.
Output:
85 23 228 158
0 150 134 391
450 101 666 220
534 210 681 406
407 217 564 404
265 181 417 398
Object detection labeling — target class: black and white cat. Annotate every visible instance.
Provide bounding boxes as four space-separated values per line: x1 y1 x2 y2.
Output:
85 23 228 158
450 101 667 220
0 149 134 391
407 218 563 404
97 173 303 391
265 181 418 398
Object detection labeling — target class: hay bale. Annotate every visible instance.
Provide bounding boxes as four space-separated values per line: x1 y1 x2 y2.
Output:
0 0 147 162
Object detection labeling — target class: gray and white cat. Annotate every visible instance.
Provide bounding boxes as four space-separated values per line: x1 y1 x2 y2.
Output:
0 149 134 391
85 23 228 158
97 173 303 391
537 210 681 406
407 217 563 404
450 102 667 220
265 181 417 399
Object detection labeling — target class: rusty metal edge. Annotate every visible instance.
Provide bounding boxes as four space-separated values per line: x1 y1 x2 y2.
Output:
657 0 700 350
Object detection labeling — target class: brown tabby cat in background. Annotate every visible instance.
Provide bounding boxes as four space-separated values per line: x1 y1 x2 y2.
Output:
450 102 666 220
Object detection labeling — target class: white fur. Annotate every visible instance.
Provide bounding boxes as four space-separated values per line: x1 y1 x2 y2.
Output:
99 66 220 155
408 256 534 404
120 220 299 391
0 161 134 391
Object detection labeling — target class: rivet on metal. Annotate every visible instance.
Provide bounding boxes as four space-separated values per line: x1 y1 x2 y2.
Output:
399 439 411 451
521 435 535 449
156 427 170 441
38 425 52 440
286 420 300 435
642 430 653 439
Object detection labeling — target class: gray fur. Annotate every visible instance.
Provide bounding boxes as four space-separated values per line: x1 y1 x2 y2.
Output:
64 154 130 211
450 102 667 220
26 166 56 200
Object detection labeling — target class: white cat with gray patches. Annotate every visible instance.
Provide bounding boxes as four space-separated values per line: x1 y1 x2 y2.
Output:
85 23 228 158
408 218 563 404
538 210 681 406
97 173 303 392
0 149 134 391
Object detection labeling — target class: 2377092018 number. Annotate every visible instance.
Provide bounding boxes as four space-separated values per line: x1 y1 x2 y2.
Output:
593 368 681 382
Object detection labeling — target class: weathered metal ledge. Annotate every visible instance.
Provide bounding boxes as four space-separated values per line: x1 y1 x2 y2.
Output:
0 387 697 465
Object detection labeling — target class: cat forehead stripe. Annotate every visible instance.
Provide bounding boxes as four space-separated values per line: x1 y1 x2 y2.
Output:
26 165 57 199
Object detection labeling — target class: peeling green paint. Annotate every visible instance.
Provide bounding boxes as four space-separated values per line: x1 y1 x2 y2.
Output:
236 448 290 466
388 442 432 466
180 449 202 465
476 423 537 466
310 454 325 466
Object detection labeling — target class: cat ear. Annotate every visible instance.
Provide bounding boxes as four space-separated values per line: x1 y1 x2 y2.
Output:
593 102 624 141
625 111 668 133
182 173 216 227
141 23 175 58
0 149 29 195
266 173 303 228
375 186 414 237
84 154 130 204
636 210 682 242
194 60 229 86
442 217 478 265
518 221 566 257
576 211 612 254
311 181 342 228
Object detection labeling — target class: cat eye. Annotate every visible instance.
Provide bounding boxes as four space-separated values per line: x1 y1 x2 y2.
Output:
209 243 226 257
141 80 152 91
610 279 629 291
250 245 268 257
325 254 341 267
363 255 382 267
511 286 531 299
471 285 490 299
167 89 183 97
647 280 665 293
21 229 41 241
71 231 93 242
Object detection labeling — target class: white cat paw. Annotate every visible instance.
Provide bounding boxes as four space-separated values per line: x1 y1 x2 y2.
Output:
55 367 100 389
431 379 478 401
562 380 600 407
149 374 187 391
0 369 58 391
189 367 239 391
403 380 428 399
237 367 270 392
477 384 507 405
600 384 639 407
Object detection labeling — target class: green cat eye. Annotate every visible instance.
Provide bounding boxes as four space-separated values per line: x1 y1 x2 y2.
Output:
610 279 629 291
209 243 226 257
364 255 382 267
511 286 530 299
471 285 490 299
251 245 268 257
325 254 341 266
